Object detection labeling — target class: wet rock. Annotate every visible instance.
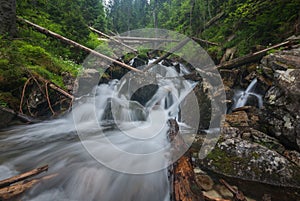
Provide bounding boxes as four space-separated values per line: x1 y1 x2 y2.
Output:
214 184 237 199
62 72 75 93
203 190 223 199
74 69 100 97
195 174 214 191
247 128 286 154
275 69 300 97
259 48 300 151
261 48 300 71
226 106 260 129
283 150 300 167
0 106 15 128
132 55 148 68
130 84 159 106
260 108 299 150
220 69 240 89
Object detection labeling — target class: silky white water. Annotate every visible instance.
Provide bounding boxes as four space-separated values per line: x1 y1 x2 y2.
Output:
232 78 263 110
0 63 197 201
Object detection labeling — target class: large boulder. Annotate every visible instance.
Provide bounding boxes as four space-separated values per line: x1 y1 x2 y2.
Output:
197 107 300 187
260 47 300 151
73 69 100 97
0 106 15 128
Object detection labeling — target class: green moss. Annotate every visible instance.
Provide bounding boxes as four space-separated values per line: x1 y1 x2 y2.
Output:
206 145 256 175
123 52 136 63
206 146 236 175
252 152 260 159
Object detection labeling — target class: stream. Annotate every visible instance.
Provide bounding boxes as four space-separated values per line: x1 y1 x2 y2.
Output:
0 63 197 201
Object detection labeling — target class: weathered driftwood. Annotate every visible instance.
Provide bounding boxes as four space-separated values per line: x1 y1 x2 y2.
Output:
0 165 48 188
89 26 138 53
0 174 57 200
18 17 142 73
167 119 204 201
216 40 292 69
143 38 190 72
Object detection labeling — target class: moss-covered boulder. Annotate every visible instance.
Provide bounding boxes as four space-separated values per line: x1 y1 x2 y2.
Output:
200 136 300 187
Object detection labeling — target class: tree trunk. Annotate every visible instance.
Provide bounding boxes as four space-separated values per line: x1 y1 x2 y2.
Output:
18 18 142 73
0 0 17 37
216 40 293 69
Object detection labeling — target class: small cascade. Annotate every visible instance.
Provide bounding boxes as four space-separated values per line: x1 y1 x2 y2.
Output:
0 62 198 201
231 78 263 110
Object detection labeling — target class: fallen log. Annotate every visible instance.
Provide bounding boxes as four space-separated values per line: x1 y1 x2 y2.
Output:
113 36 179 43
0 165 48 188
167 119 204 201
204 12 224 29
0 174 57 200
216 40 293 69
0 106 38 124
17 17 142 73
192 37 219 46
89 27 138 53
173 155 204 201
143 38 190 72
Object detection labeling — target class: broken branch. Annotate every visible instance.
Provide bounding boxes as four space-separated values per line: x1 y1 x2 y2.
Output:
19 77 32 114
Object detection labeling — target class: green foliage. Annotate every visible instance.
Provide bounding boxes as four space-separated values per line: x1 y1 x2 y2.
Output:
105 0 299 62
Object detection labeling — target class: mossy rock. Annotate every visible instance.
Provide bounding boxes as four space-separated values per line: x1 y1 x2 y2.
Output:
199 138 300 187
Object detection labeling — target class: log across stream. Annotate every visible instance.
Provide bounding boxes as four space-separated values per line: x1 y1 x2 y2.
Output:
0 62 198 201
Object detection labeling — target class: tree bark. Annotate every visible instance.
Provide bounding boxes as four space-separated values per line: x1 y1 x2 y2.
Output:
167 119 205 201
0 0 17 37
89 26 138 53
0 165 48 188
18 18 142 73
216 40 293 69
0 174 56 200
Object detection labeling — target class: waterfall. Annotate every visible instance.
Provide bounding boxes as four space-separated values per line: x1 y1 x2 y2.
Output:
0 63 198 201
231 78 263 110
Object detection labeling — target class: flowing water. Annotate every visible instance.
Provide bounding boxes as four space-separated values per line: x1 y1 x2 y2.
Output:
231 78 263 110
0 63 197 201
